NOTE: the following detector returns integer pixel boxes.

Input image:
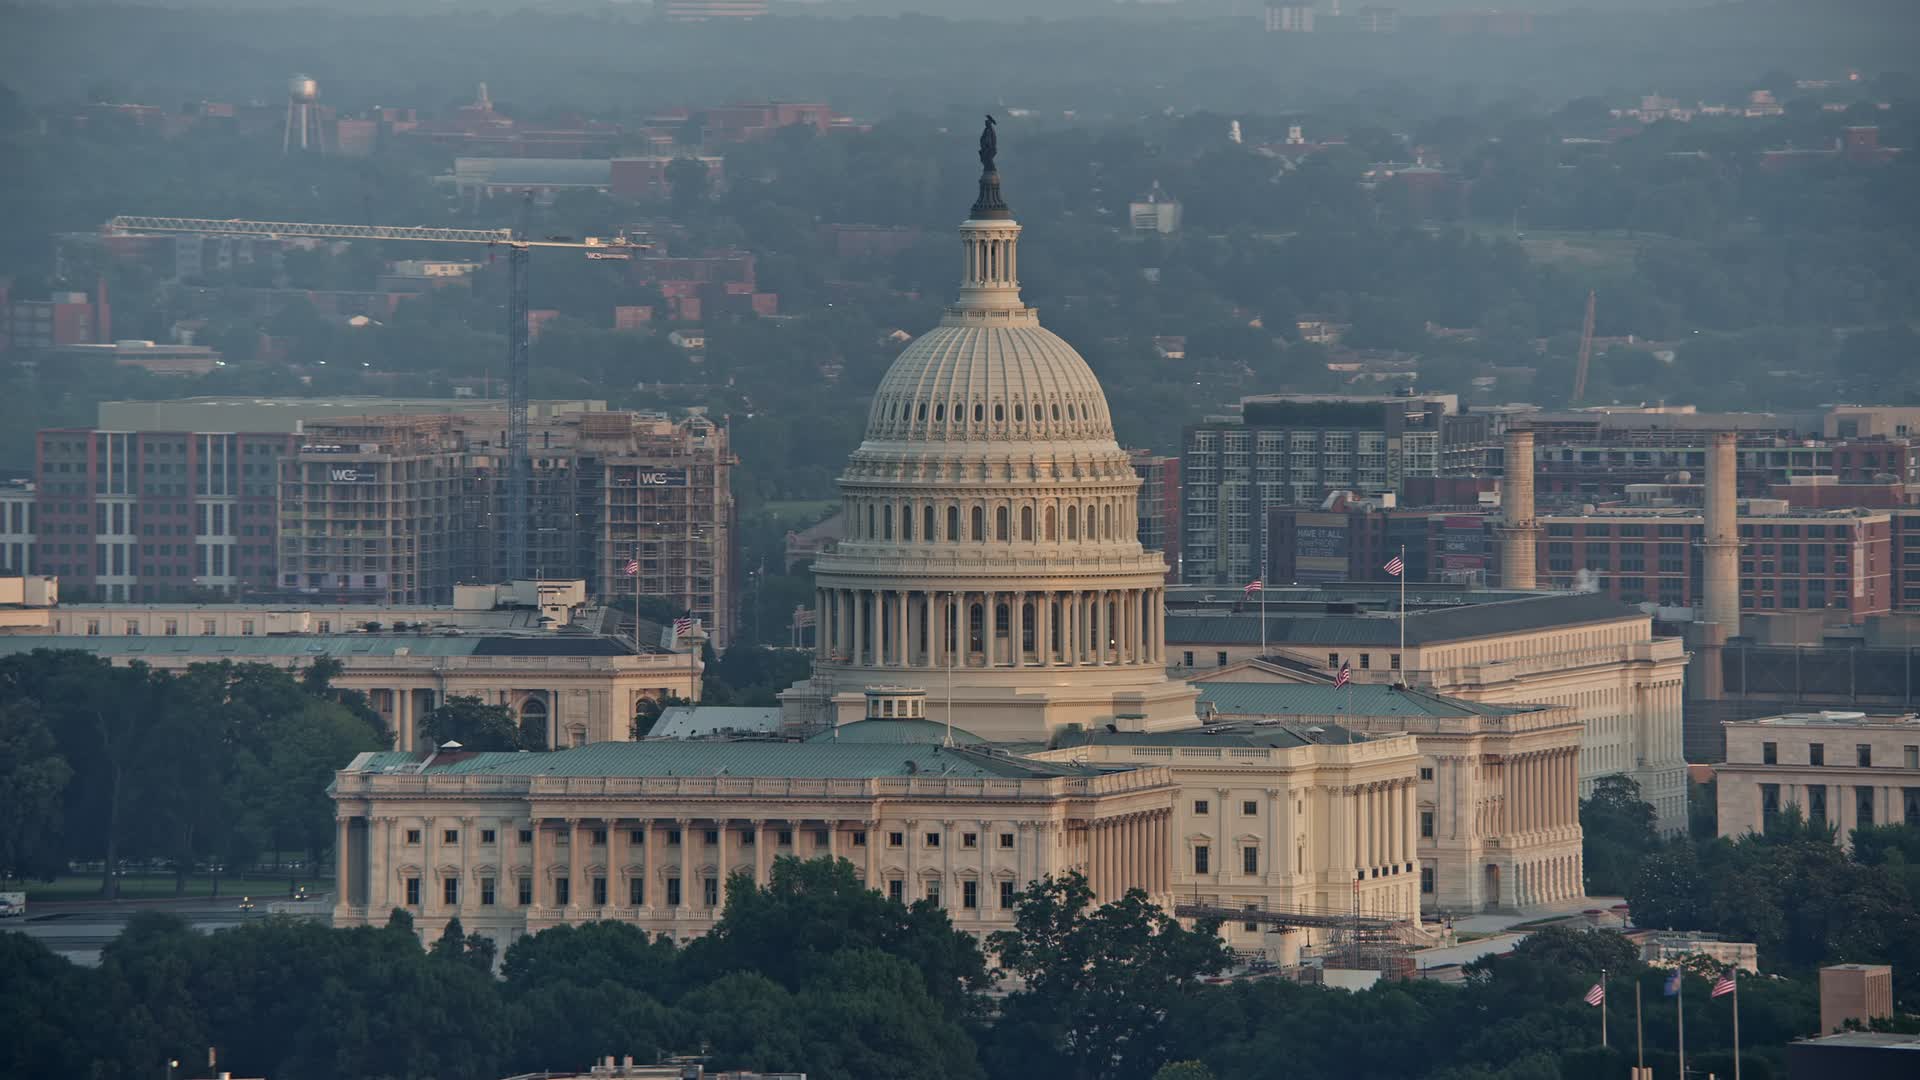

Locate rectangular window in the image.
[1194,845,1210,875]
[962,832,978,848]
[740,829,754,846]
[1761,783,1780,819]
[555,878,571,906]
[202,619,216,635]
[1907,746,1919,770]
[925,880,941,906]
[1390,653,1401,670]
[778,829,792,846]
[1420,866,1434,894]
[405,878,421,906]
[1194,800,1210,816]
[518,877,532,906]
[963,880,978,909]
[1242,846,1259,875]
[406,829,421,845]
[1244,903,1260,933]
[1906,788,1920,826]
[1359,654,1370,669]
[630,829,646,845]
[925,831,941,848]
[1856,786,1876,828]
[668,829,682,846]
[1183,651,1194,667]
[1420,811,1435,839]
[481,829,496,845]
[815,829,829,847]
[1807,785,1828,829]
[1810,743,1825,767]
[1419,767,1434,781]
[1328,653,1340,668]
[666,878,682,906]
[1216,651,1228,667]
[888,879,904,903]
[519,829,534,845]
[1762,741,1777,765]
[1242,800,1258,816]
[1858,744,1873,768]
[703,830,719,845]
[853,830,867,847]
[592,877,607,906]
[481,878,495,906]
[592,829,608,846]
[888,831,905,848]
[630,877,644,906]
[443,829,458,845]
[443,877,458,906]
[999,832,1014,849]
[1000,880,1016,909]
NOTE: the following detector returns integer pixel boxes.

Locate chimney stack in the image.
[1499,428,1537,590]
[1701,431,1740,634]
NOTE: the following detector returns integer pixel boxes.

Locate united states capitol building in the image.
[325,138,1684,959]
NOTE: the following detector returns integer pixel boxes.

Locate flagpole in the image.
[1601,968,1608,1048]
[1635,979,1644,1073]
[1397,544,1406,678]
[1677,974,1686,1080]
[1260,581,1267,659]
[1731,973,1741,1080]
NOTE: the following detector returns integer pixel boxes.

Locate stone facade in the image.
[1717,712,1920,846]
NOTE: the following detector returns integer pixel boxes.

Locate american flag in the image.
[1244,579,1263,595]
[1334,659,1351,688]
[623,558,640,575]
[1711,970,1736,998]
[1583,982,1606,1006]
[673,616,694,635]
[1384,555,1404,577]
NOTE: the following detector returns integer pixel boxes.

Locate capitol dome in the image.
[781,136,1198,743]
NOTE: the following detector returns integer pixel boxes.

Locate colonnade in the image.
[1504,747,1580,837]
[1350,778,1419,878]
[815,585,1165,669]
[1084,810,1171,901]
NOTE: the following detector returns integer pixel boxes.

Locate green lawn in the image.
[17,871,327,903]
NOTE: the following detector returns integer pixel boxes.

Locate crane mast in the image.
[105,214,646,584]
[1571,288,1597,405]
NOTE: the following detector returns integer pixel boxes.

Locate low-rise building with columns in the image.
[1717,711,1920,847]
[1168,588,1689,835]
[0,631,701,750]
[328,733,1175,952]
[1193,683,1586,914]
[1026,720,1422,962]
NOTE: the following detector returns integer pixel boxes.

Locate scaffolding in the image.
[1174,900,1428,976]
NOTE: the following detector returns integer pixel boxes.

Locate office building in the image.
[1820,963,1895,1035]
[1716,712,1920,846]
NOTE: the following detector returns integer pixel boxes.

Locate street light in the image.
[166,1061,179,1080]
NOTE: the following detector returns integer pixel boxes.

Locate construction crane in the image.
[105,214,648,580]
[1570,288,1597,405]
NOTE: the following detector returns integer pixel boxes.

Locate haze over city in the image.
[1,1,1918,1079]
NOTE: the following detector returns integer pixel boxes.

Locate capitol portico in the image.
[782,152,1197,740]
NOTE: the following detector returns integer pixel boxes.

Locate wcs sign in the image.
[328,467,377,484]
[635,469,688,487]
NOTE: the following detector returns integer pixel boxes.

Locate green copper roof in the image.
[807,719,985,746]
[0,634,639,659]
[1197,682,1536,718]
[349,739,1101,781]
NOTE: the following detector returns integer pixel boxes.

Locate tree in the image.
[431,916,499,973]
[1627,841,1709,931]
[416,694,538,751]
[667,156,711,214]
[1151,1062,1216,1080]
[501,920,680,1001]
[1581,774,1660,894]
[0,702,73,880]
[988,873,1230,1080]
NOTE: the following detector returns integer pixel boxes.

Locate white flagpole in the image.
[945,590,956,748]
[1398,544,1406,679]
[1732,973,1740,1080]
[1259,582,1267,659]
[1601,968,1608,1048]
[1677,977,1686,1080]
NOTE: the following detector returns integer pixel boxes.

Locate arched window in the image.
[1066,402,1076,420]
[924,505,936,542]
[994,403,1005,422]
[934,403,945,422]
[1044,505,1057,541]
[1052,403,1061,421]
[519,696,549,748]
[1020,505,1034,541]
[1084,503,1096,540]
[947,505,959,541]
[917,402,927,421]
[882,505,894,540]
[1104,504,1114,540]
[900,504,912,540]
[969,603,985,653]
[971,505,985,541]
[1022,602,1036,651]
[1066,505,1079,540]
[1013,403,1024,422]
[866,504,876,539]
[974,403,985,423]
[995,506,1010,541]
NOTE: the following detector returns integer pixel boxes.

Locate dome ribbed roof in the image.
[864,317,1116,444]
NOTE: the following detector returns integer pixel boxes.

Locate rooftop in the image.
[1793,1032,1920,1051]
[1048,721,1371,750]
[0,633,664,659]
[1731,710,1920,729]
[650,705,782,739]
[347,739,1104,781]
[1199,682,1538,719]
[808,718,986,746]
[1166,591,1642,648]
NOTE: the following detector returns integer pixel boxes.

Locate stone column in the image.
[677,818,695,915]
[458,816,476,917]
[715,820,732,913]
[895,591,909,668]
[852,590,866,666]
[608,818,626,910]
[368,816,391,913]
[567,819,586,914]
[1011,591,1026,667]
[755,819,772,885]
[336,816,353,906]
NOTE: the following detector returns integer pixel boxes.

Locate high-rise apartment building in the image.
[1130,449,1180,578]
[279,416,461,604]
[32,428,296,601]
[1180,393,1496,585]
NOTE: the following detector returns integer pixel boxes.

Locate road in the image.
[4,895,331,966]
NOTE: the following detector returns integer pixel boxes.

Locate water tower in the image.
[283,74,323,153]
